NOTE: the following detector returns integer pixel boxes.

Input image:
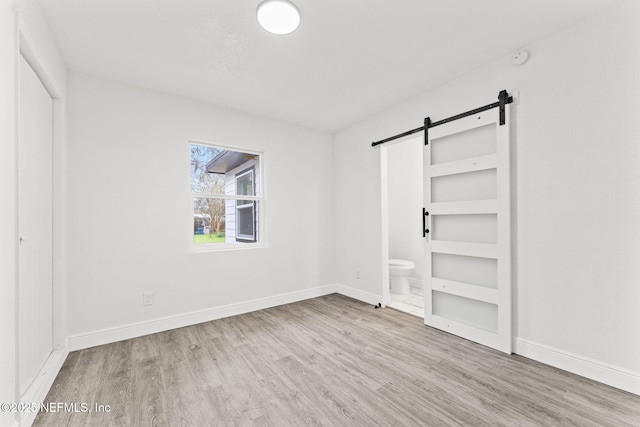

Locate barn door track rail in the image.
[371,90,513,147]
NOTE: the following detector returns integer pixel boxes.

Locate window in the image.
[235,168,256,241]
[190,142,262,249]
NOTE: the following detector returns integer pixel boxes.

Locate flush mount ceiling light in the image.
[257,0,300,35]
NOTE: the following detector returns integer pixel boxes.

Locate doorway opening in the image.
[381,135,424,317]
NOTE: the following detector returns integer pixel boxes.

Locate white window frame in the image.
[188,140,265,252]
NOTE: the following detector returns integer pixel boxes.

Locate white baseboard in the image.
[19,346,69,427]
[513,337,640,396]
[68,285,337,351]
[335,284,383,306]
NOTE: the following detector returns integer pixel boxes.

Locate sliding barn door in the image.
[423,106,511,353]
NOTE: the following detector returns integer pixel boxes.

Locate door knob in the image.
[19,235,26,244]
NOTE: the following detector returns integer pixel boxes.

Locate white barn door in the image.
[423,104,511,353]
[18,54,54,395]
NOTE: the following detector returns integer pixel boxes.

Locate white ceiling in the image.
[37,0,619,132]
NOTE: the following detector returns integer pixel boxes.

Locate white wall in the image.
[65,72,334,337]
[387,137,423,283]
[335,0,640,382]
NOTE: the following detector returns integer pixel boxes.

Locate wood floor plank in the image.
[130,335,168,427]
[89,339,133,426]
[34,294,640,426]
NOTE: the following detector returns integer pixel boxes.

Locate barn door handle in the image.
[422,209,430,238]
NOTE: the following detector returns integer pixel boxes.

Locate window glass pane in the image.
[193,198,225,245]
[191,144,259,196]
[194,198,259,245]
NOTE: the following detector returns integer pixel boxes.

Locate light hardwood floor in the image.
[35,294,640,426]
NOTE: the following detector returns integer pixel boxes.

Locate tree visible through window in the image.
[190,142,262,247]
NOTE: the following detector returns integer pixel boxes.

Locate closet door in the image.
[18,54,54,394]
[423,106,511,353]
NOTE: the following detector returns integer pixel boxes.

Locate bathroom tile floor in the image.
[388,286,424,318]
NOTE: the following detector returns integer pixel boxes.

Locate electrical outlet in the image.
[356,269,361,279]
[143,292,154,306]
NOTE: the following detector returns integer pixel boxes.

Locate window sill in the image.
[189,242,266,253]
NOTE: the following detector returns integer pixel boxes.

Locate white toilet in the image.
[389,259,415,295]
